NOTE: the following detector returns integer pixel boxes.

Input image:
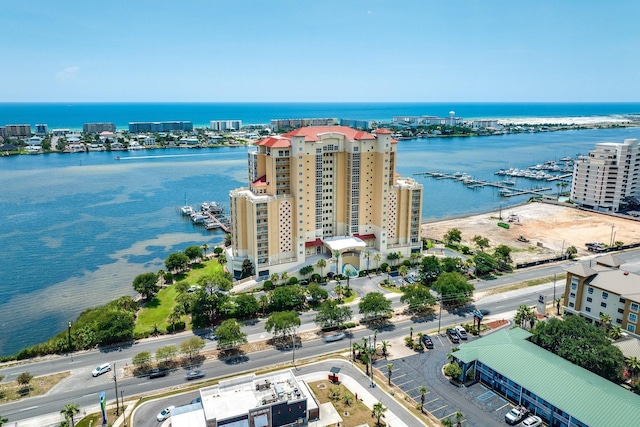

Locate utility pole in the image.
[113,362,119,416]
[67,321,72,351]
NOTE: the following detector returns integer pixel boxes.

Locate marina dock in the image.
[178,201,231,233]
[414,171,553,197]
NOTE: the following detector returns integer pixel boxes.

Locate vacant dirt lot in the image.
[422,201,640,264]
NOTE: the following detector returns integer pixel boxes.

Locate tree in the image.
[315,300,353,329]
[270,272,280,284]
[224,233,232,247]
[387,252,400,267]
[333,251,341,276]
[280,271,289,285]
[444,362,462,378]
[359,292,393,320]
[132,351,152,370]
[300,265,314,280]
[216,319,247,350]
[599,312,612,329]
[398,265,409,282]
[269,285,304,312]
[165,252,190,273]
[530,315,624,383]
[400,283,436,313]
[234,294,259,319]
[240,258,254,279]
[387,363,394,385]
[344,266,354,294]
[342,394,354,406]
[381,340,391,358]
[566,245,578,259]
[494,244,512,263]
[316,259,327,280]
[168,306,184,333]
[201,243,209,258]
[514,305,536,329]
[554,298,562,316]
[609,325,623,340]
[441,256,464,273]
[474,251,498,276]
[60,403,80,427]
[419,386,428,413]
[184,245,204,261]
[433,272,474,307]
[17,372,33,394]
[259,294,269,316]
[442,417,454,427]
[0,414,7,426]
[420,255,441,285]
[180,336,205,361]
[444,228,462,246]
[214,246,223,257]
[265,311,301,339]
[386,265,391,283]
[472,235,490,251]
[156,345,178,364]
[454,411,464,427]
[371,402,387,426]
[627,356,640,379]
[374,253,382,271]
[306,283,329,304]
[132,272,160,300]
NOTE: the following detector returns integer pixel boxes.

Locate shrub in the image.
[288,277,298,285]
[380,263,389,272]
[311,273,321,283]
[404,336,414,347]
[263,280,275,290]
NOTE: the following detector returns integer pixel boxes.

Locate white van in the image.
[92,362,111,377]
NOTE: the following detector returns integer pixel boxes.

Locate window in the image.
[587,297,592,303]
[570,292,576,298]
[631,303,639,312]
[602,291,609,299]
[629,313,638,323]
[571,283,577,291]
[601,302,607,308]
[585,307,591,312]
[628,324,636,333]
[587,287,594,294]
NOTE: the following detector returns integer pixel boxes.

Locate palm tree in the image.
[554,298,562,316]
[454,411,464,427]
[259,295,269,316]
[270,272,280,285]
[168,307,183,334]
[0,414,8,427]
[609,325,623,340]
[380,340,391,358]
[441,418,454,427]
[627,356,640,379]
[316,258,327,281]
[371,402,387,427]
[201,243,209,258]
[599,313,612,329]
[419,386,428,413]
[344,266,354,294]
[218,253,228,270]
[333,251,341,276]
[398,265,409,283]
[342,394,354,406]
[386,265,391,283]
[387,363,394,385]
[364,250,372,273]
[60,403,80,427]
[514,305,535,329]
[374,253,382,272]
[280,271,289,285]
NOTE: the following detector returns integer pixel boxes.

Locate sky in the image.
[1,0,639,103]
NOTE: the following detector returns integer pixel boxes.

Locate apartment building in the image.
[229,126,422,279]
[83,122,116,134]
[35,124,48,136]
[4,124,31,137]
[570,138,640,212]
[128,121,193,133]
[270,118,338,132]
[563,254,640,337]
[210,119,242,132]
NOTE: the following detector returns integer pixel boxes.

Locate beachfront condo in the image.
[229,126,423,279]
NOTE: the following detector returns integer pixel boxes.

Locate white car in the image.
[91,362,111,377]
[323,332,345,342]
[520,415,542,427]
[157,406,175,422]
[455,325,469,340]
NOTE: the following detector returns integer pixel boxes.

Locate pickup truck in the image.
[505,405,528,425]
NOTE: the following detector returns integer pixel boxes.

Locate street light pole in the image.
[67,320,72,351]
[113,361,119,416]
[437,298,443,335]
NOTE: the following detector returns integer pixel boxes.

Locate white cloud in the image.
[55,66,80,81]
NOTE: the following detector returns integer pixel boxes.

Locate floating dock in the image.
[414,171,553,197]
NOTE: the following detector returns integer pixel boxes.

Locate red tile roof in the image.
[305,238,324,247]
[255,136,291,148]
[354,233,376,240]
[285,126,376,142]
[252,175,267,186]
[374,128,392,134]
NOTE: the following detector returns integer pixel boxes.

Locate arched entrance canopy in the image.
[322,236,366,254]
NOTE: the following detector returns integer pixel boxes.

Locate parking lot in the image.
[374,331,520,426]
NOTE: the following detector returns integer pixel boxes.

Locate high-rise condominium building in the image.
[571,138,640,212]
[83,122,116,134]
[229,126,423,279]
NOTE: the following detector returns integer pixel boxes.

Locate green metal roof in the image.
[454,328,640,427]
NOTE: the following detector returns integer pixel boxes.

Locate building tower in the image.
[229,126,423,279]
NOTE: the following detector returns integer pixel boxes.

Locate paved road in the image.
[1,249,639,425]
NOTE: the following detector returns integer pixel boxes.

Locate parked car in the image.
[190,397,202,405]
[157,406,175,422]
[91,362,111,377]
[446,328,460,343]
[505,405,529,425]
[323,332,345,342]
[149,368,168,379]
[421,334,434,349]
[455,325,469,340]
[519,415,542,427]
[185,370,205,380]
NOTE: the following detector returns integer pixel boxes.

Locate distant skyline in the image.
[2,1,639,103]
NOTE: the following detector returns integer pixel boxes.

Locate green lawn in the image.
[134,259,224,335]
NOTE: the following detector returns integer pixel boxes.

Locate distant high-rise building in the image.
[229,126,422,279]
[210,120,242,132]
[83,122,116,134]
[571,138,640,212]
[128,121,193,133]
[270,118,338,132]
[339,118,375,130]
[35,124,49,136]
[4,124,31,137]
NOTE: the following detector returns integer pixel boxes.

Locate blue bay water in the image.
[1,103,640,356]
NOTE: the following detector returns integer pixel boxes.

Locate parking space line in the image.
[395,379,415,387]
[496,402,511,412]
[425,398,440,405]
[431,405,448,413]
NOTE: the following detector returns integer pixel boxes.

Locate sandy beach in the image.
[422,201,640,264]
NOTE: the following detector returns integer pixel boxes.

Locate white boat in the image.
[180,206,194,215]
[499,189,512,197]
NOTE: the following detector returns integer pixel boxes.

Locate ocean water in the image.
[1,103,640,356]
[2,102,640,130]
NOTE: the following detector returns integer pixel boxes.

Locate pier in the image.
[414,171,553,197]
[178,201,231,233]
